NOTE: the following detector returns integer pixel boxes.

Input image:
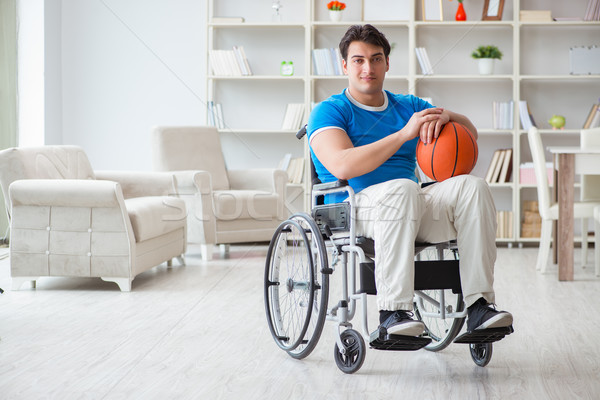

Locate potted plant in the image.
[327,1,346,22]
[471,45,503,75]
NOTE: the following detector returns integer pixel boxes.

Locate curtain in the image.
[0,0,17,238]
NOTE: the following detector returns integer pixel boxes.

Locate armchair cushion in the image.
[125,196,186,242]
[213,190,280,221]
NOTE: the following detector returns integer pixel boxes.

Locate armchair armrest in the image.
[9,179,124,208]
[227,169,287,195]
[95,170,177,199]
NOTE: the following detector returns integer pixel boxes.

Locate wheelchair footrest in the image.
[453,326,514,344]
[369,329,432,351]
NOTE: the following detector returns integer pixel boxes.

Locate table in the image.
[546,146,600,281]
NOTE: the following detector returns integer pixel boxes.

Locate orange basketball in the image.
[416,122,478,182]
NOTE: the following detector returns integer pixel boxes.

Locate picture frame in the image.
[482,0,505,21]
[364,0,410,21]
[422,0,443,21]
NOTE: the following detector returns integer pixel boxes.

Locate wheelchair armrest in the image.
[313,179,349,192]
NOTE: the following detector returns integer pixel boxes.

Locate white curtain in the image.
[0,0,17,237]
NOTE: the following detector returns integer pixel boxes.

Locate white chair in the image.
[152,126,287,260]
[580,127,600,268]
[0,146,187,291]
[526,127,600,273]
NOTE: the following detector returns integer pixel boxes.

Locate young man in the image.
[307,24,513,337]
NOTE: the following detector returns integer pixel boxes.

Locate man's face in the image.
[342,41,389,98]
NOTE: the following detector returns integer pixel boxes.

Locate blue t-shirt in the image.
[307,89,433,202]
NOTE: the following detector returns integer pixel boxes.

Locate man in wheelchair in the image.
[307,24,513,339]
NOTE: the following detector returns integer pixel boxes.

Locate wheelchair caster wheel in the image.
[470,343,493,367]
[334,329,366,374]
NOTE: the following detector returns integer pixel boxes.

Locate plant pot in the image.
[478,58,495,75]
[329,10,343,22]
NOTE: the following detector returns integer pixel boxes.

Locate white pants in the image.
[353,175,497,311]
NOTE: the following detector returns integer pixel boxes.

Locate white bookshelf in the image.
[206,0,600,242]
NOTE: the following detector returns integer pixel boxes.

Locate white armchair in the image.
[152,126,287,260]
[0,145,187,291]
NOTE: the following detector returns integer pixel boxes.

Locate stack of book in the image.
[520,10,552,22]
[583,102,600,129]
[278,154,305,185]
[415,47,433,75]
[584,0,600,21]
[281,104,306,130]
[207,101,225,129]
[496,210,513,239]
[209,46,252,76]
[312,48,344,76]
[492,100,514,130]
[485,148,513,184]
[521,201,542,238]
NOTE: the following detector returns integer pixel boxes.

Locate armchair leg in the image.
[167,259,173,268]
[200,244,214,261]
[101,277,132,292]
[11,277,38,290]
[177,255,186,266]
[220,244,230,257]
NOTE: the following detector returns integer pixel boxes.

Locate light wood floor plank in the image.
[0,245,599,399]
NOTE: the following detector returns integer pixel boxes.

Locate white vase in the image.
[329,10,343,22]
[478,58,495,75]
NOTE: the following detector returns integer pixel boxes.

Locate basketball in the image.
[416,122,478,182]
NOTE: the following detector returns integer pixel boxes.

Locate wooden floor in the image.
[0,244,599,399]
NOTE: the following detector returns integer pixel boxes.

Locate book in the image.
[281,104,305,130]
[493,100,514,130]
[520,10,552,22]
[490,149,506,184]
[589,105,600,129]
[498,148,513,183]
[209,47,252,76]
[485,149,502,183]
[519,100,536,130]
[415,47,433,75]
[582,103,599,129]
[211,16,245,23]
[285,157,305,184]
[278,153,292,171]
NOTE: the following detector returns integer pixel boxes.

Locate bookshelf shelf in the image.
[207,0,600,238]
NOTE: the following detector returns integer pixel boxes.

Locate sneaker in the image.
[467,298,513,332]
[379,310,425,337]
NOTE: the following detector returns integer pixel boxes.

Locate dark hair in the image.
[339,24,391,61]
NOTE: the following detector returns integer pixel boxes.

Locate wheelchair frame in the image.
[263,127,511,374]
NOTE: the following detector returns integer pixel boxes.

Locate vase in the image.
[455,2,466,21]
[478,58,495,75]
[329,10,343,22]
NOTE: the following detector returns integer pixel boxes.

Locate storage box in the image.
[519,162,553,185]
[570,46,600,75]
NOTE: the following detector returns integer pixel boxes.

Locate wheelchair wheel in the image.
[470,343,493,367]
[333,329,366,374]
[264,213,329,360]
[414,246,465,352]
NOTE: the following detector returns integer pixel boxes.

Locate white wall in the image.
[60,0,207,170]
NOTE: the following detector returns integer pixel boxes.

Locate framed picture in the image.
[422,0,443,21]
[482,0,505,21]
[364,0,410,21]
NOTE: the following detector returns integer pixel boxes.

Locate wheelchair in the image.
[263,126,512,374]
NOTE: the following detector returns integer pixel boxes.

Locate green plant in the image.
[471,45,503,60]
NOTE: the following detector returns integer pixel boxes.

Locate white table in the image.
[546,146,600,281]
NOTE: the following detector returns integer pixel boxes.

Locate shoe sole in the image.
[386,321,425,337]
[475,312,513,331]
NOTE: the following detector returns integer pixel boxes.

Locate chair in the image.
[580,127,600,268]
[0,145,187,291]
[152,126,287,260]
[526,127,600,273]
